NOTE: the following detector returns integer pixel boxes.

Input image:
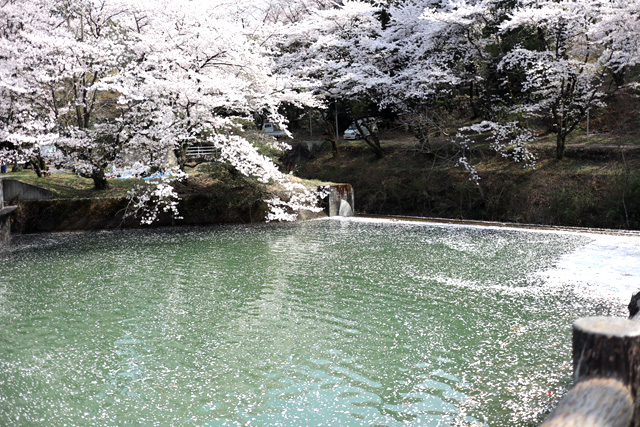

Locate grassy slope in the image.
[4,171,139,199]
[294,117,640,230]
[3,159,328,233]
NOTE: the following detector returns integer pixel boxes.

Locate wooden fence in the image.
[542,293,640,426]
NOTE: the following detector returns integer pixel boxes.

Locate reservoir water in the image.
[1,218,639,426]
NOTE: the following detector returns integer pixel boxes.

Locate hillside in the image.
[292,115,640,230]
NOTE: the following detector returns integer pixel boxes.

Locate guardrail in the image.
[186,146,218,158]
[542,293,640,427]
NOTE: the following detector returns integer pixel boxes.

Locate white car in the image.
[343,123,362,140]
[261,122,287,138]
[343,120,377,140]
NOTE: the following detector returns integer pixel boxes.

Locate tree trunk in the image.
[32,163,44,178]
[174,147,186,171]
[629,291,640,320]
[612,67,626,88]
[362,134,384,158]
[556,132,566,160]
[355,121,384,159]
[92,169,109,190]
[331,140,338,155]
[323,117,339,155]
[30,155,49,178]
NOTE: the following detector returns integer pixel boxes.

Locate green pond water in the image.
[1,218,638,426]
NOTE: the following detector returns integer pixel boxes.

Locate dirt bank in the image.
[294,138,640,230]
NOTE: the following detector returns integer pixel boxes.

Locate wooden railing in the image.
[542,293,640,427]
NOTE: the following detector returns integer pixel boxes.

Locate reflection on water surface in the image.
[0,218,637,426]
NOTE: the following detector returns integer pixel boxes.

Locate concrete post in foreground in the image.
[542,316,640,427]
[541,377,633,427]
[572,317,640,392]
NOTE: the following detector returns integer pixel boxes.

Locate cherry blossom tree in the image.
[274,1,390,157]
[497,1,610,160]
[108,0,323,222]
[423,0,640,161]
[4,0,640,222]
[0,0,325,222]
[380,0,640,162]
[595,0,640,86]
[0,0,139,187]
[0,0,69,176]
[378,0,480,155]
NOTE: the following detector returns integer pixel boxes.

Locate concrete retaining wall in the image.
[8,183,354,235]
[2,179,53,203]
[0,207,16,246]
[12,194,269,234]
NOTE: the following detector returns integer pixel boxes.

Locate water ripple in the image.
[0,221,637,426]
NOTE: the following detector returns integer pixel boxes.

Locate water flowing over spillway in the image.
[1,218,638,426]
